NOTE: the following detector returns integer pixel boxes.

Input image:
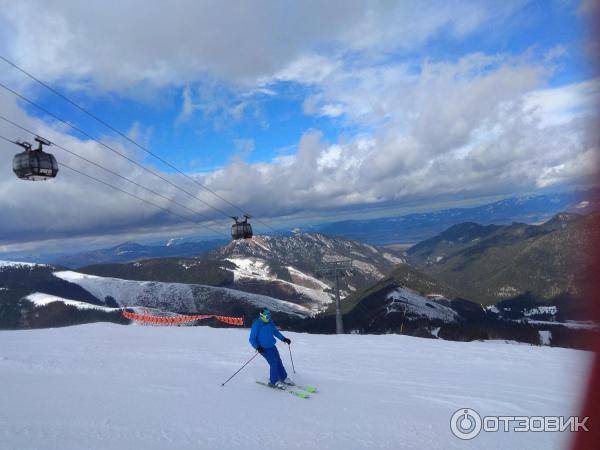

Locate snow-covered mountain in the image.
[54,270,310,317]
[1,225,596,349]
[0,259,312,329]
[0,323,590,450]
[209,233,403,302]
[0,232,405,332]
[77,233,404,314]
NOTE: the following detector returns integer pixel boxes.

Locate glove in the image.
[283,338,291,345]
[256,345,264,354]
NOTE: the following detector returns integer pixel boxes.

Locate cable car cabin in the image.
[231,215,253,240]
[12,137,58,181]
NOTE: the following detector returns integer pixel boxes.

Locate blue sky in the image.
[0,0,598,253]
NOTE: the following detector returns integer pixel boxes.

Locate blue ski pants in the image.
[260,346,287,384]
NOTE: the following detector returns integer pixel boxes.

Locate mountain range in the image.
[50,239,228,268]
[1,189,596,267]
[311,189,598,244]
[78,233,404,313]
[406,212,598,306]
[0,234,403,329]
[1,215,597,349]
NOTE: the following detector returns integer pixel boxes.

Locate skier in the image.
[249,308,292,388]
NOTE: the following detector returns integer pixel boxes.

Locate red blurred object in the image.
[121,309,244,326]
[572,5,600,445]
[571,210,599,448]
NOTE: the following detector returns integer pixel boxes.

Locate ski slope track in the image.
[0,324,590,450]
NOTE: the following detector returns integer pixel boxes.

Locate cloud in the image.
[176,86,195,123]
[0,0,529,91]
[233,138,255,160]
[0,90,230,247]
[1,53,597,251]
[198,55,598,216]
[0,0,597,254]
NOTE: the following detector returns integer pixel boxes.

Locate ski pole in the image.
[287,343,296,374]
[221,352,259,387]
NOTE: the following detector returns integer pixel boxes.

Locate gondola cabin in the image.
[12,137,58,181]
[231,215,253,240]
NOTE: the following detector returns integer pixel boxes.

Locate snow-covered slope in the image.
[224,257,332,309]
[24,292,119,312]
[54,270,310,317]
[386,287,458,322]
[213,233,404,302]
[0,324,590,450]
[0,260,48,269]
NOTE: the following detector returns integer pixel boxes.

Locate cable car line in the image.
[0,55,277,233]
[0,114,226,236]
[0,133,229,238]
[0,80,237,220]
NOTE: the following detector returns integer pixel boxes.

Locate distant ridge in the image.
[310,189,599,244]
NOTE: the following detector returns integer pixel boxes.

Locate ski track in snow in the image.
[0,324,590,450]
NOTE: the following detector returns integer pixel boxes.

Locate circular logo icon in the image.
[450,408,482,440]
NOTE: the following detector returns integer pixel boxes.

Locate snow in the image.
[225,257,273,282]
[524,306,558,317]
[526,320,600,330]
[381,252,404,265]
[565,320,600,330]
[351,259,383,279]
[539,330,552,346]
[0,324,590,450]
[386,287,458,322]
[497,286,519,297]
[286,266,330,290]
[54,270,310,317]
[224,258,333,311]
[0,260,47,269]
[166,238,182,247]
[24,292,119,312]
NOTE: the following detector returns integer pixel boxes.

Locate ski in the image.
[283,381,318,394]
[296,385,318,394]
[256,381,310,399]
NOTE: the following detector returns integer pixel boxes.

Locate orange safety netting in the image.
[122,309,244,326]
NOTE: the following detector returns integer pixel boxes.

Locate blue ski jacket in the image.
[249,318,286,349]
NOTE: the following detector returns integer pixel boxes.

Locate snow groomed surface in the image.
[0,324,590,450]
